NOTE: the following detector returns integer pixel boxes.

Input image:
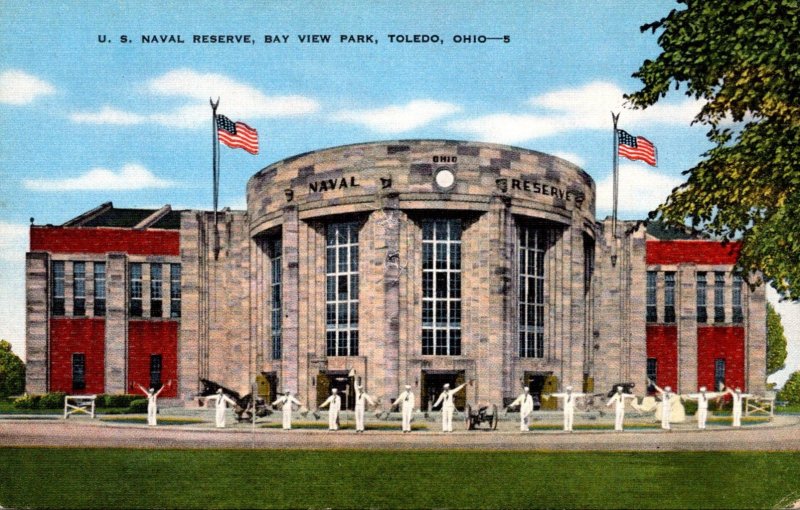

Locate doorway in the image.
[524,372,558,410]
[420,370,465,411]
[316,370,355,410]
[257,372,278,402]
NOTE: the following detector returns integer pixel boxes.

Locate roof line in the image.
[61,202,113,227]
[133,204,172,230]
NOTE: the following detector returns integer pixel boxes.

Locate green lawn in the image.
[2,449,799,509]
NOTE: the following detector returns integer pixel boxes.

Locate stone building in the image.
[25,140,767,409]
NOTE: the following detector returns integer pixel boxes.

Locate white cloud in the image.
[449,81,703,143]
[70,106,147,125]
[148,69,319,119]
[0,222,28,262]
[23,164,176,191]
[0,223,28,358]
[447,113,560,144]
[331,100,461,133]
[551,152,586,168]
[595,164,683,215]
[70,69,320,129]
[0,70,56,105]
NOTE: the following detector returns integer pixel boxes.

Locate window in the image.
[52,261,65,316]
[326,222,359,356]
[518,225,546,358]
[150,354,163,389]
[583,238,594,295]
[646,271,657,323]
[150,264,163,318]
[646,358,658,393]
[696,272,707,323]
[422,219,461,356]
[732,274,743,323]
[663,272,676,323]
[72,353,86,391]
[169,264,181,318]
[714,358,726,390]
[714,272,725,323]
[73,262,86,316]
[93,262,106,317]
[130,263,142,317]
[268,238,282,360]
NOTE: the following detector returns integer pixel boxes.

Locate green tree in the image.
[778,371,800,405]
[767,303,788,375]
[627,1,800,298]
[0,340,26,397]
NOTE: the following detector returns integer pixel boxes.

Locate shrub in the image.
[104,394,140,408]
[127,399,149,413]
[13,394,41,409]
[682,399,697,416]
[778,371,800,405]
[39,392,67,409]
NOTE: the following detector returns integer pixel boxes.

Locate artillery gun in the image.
[198,378,271,422]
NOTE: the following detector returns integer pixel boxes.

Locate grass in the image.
[99,416,206,425]
[260,421,429,430]
[777,403,800,414]
[527,423,660,431]
[0,398,132,415]
[1,448,799,509]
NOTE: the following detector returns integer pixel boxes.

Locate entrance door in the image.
[257,372,278,402]
[525,372,558,410]
[316,370,355,410]
[420,370,465,411]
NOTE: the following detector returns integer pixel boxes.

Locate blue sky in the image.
[1,1,797,385]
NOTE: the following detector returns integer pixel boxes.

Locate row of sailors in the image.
[151,381,752,431]
[198,382,751,433]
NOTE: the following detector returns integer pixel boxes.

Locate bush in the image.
[104,394,140,408]
[0,340,25,397]
[39,392,67,409]
[13,394,41,409]
[682,400,697,416]
[127,399,149,413]
[778,371,800,405]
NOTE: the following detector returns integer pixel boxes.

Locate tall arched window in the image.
[518,226,546,358]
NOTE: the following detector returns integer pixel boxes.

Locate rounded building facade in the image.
[26,139,766,409]
[247,140,596,409]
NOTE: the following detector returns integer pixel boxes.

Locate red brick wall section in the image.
[49,318,105,394]
[646,325,678,391]
[127,320,178,397]
[697,326,746,392]
[646,240,741,266]
[30,227,179,256]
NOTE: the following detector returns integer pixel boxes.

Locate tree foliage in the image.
[778,371,800,405]
[766,303,788,375]
[627,0,800,298]
[0,340,25,397]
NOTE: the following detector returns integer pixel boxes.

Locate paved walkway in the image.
[2,413,799,451]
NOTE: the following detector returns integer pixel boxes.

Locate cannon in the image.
[198,378,271,422]
[605,382,636,398]
[464,403,499,430]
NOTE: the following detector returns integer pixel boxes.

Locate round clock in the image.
[434,167,455,190]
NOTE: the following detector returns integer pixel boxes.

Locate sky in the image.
[0,1,797,386]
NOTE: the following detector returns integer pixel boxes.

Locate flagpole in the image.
[611,112,620,240]
[210,97,220,260]
[610,112,621,268]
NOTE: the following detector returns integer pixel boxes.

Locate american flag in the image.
[617,129,656,166]
[216,115,259,155]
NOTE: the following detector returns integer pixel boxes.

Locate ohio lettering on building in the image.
[25,140,767,409]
